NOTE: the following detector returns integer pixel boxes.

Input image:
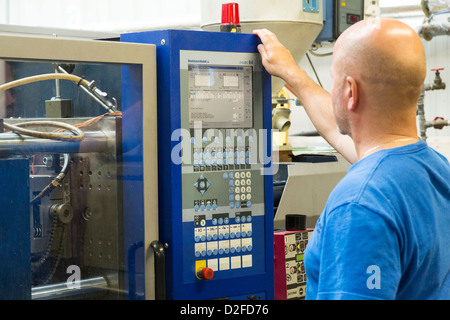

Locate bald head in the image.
[332,18,427,110]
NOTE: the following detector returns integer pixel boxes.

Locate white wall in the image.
[0,0,202,32]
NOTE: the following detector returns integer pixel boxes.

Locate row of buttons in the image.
[195,239,253,257]
[190,136,254,145]
[194,158,251,167]
[224,171,251,179]
[193,148,251,160]
[195,224,253,242]
[194,213,252,227]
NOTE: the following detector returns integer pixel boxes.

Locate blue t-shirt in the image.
[304,140,450,300]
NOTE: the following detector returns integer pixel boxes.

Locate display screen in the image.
[296,254,304,262]
[188,64,253,128]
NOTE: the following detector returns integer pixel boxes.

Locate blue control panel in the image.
[121,30,274,300]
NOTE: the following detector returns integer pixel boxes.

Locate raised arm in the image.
[253,29,357,164]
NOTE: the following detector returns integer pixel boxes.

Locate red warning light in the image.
[221,3,241,33]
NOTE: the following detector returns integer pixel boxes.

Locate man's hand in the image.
[253,29,299,83]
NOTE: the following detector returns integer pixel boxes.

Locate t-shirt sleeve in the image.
[316,202,402,300]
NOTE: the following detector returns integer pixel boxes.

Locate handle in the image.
[150,240,166,300]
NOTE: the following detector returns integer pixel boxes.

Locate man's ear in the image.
[345,76,358,112]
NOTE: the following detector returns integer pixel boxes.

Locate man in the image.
[254,18,450,299]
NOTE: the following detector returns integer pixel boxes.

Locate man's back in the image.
[305,140,450,299]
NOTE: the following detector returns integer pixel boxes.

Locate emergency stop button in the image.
[197,267,214,280]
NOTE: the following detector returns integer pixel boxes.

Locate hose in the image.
[0,73,93,93]
[3,120,85,142]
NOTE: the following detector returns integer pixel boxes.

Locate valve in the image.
[433,117,446,129]
[431,68,446,90]
[197,267,214,280]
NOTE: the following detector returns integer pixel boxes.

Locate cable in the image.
[3,120,85,142]
[0,73,94,93]
[305,52,323,88]
[30,154,70,205]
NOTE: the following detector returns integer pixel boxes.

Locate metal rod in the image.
[55,65,115,113]
[0,130,111,155]
[31,276,108,300]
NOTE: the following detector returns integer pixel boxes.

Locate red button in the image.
[198,267,214,280]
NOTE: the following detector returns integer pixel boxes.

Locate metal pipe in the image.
[31,276,108,300]
[0,130,111,155]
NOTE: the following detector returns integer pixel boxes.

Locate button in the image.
[197,267,214,280]
[212,218,217,225]
[195,236,200,242]
[235,202,241,208]
[229,202,235,209]
[229,180,234,187]
[218,218,223,225]
[246,171,251,178]
[247,201,252,207]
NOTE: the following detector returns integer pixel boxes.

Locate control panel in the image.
[121,30,274,300]
[274,229,314,300]
[334,0,364,38]
[316,0,365,42]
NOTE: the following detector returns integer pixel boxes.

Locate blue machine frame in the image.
[121,30,274,300]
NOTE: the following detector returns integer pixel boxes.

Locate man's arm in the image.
[253,29,358,164]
